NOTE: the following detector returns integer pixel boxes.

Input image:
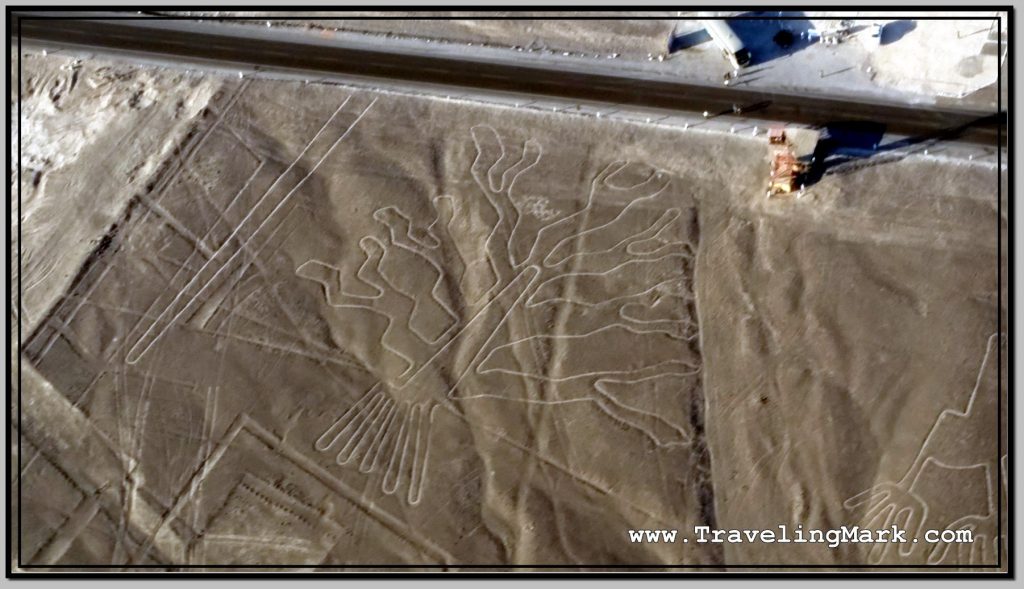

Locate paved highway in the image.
[13,13,1006,146]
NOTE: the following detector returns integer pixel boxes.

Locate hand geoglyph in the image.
[298,125,700,504]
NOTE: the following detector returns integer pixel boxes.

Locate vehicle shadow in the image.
[668,28,711,52]
[728,12,817,66]
[668,12,816,62]
[882,20,917,45]
[801,113,1003,185]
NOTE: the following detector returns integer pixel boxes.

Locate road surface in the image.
[13,13,1006,146]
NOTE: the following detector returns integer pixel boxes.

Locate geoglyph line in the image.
[126,97,376,365]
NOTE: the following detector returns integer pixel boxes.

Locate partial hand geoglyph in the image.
[844,333,1006,565]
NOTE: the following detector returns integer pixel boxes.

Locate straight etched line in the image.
[126,97,375,364]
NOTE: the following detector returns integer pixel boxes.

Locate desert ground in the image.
[12,43,1006,571]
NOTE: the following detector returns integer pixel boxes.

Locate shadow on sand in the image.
[801,113,1003,185]
[728,12,817,66]
[668,12,816,63]
[882,20,917,45]
[668,28,711,52]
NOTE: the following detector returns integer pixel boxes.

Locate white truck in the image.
[701,19,752,69]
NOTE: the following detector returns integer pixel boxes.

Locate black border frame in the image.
[6,5,1013,578]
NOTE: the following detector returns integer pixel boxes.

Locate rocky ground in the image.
[11,51,220,336]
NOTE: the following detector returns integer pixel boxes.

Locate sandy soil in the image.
[867,17,1002,100]
[12,51,1007,571]
[698,146,1006,566]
